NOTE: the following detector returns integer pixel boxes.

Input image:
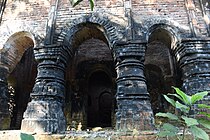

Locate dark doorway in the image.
[87,71,113,128]
[99,91,112,127]
[8,47,37,129]
[64,24,117,129]
[145,64,165,114]
[145,28,182,114]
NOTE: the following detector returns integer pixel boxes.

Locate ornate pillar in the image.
[0,65,10,129]
[114,42,155,131]
[21,44,68,133]
[175,38,210,114]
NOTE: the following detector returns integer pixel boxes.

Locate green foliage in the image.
[69,0,94,11]
[190,126,209,140]
[175,101,190,113]
[199,119,210,129]
[20,133,35,140]
[163,94,176,107]
[191,91,208,104]
[156,87,210,140]
[198,104,210,109]
[172,87,191,105]
[156,112,178,120]
[158,123,178,137]
[181,116,199,126]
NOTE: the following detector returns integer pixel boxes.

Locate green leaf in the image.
[163,95,176,107]
[158,131,177,137]
[190,125,209,140]
[158,123,178,137]
[70,0,94,10]
[172,87,191,105]
[156,112,179,120]
[198,104,210,109]
[199,112,210,118]
[89,0,94,11]
[175,101,190,113]
[191,91,208,104]
[181,116,199,126]
[162,123,178,132]
[70,0,83,7]
[167,93,183,102]
[20,133,35,140]
[198,119,210,130]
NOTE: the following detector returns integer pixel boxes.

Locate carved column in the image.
[175,38,210,114]
[21,44,68,133]
[114,42,155,131]
[0,65,10,129]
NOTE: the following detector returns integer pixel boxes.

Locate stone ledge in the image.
[0,130,195,140]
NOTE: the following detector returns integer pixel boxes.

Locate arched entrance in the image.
[98,91,112,127]
[64,23,116,129]
[145,64,165,114]
[2,31,37,129]
[87,71,113,127]
[8,48,37,129]
[145,27,182,114]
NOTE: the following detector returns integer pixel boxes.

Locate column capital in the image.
[34,43,72,65]
[30,60,65,100]
[175,38,210,64]
[175,38,210,94]
[113,41,147,62]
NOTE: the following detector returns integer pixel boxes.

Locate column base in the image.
[21,100,66,133]
[116,99,155,131]
[0,98,11,130]
[0,114,11,130]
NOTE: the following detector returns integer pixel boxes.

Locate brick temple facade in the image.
[0,0,209,133]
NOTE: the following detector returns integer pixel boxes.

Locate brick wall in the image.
[1,0,208,39]
[56,0,125,31]
[132,0,188,25]
[193,0,209,36]
[1,0,51,36]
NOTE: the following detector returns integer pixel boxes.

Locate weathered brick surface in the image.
[132,0,188,23]
[2,0,50,37]
[0,0,208,49]
[0,0,209,134]
[0,130,195,140]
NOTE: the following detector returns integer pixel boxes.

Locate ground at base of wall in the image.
[0,130,194,140]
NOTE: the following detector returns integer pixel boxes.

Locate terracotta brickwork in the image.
[0,0,209,135]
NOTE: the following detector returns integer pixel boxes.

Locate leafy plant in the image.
[156,87,210,140]
[69,0,94,11]
[20,133,35,140]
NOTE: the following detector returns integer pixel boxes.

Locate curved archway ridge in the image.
[0,20,44,73]
[148,25,177,50]
[0,21,42,130]
[0,20,44,49]
[145,25,183,115]
[1,31,35,73]
[140,18,190,42]
[56,12,128,58]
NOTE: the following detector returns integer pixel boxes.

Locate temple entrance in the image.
[64,24,116,129]
[8,47,37,129]
[145,64,165,114]
[99,91,112,127]
[145,27,182,114]
[2,31,37,129]
[87,71,113,127]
